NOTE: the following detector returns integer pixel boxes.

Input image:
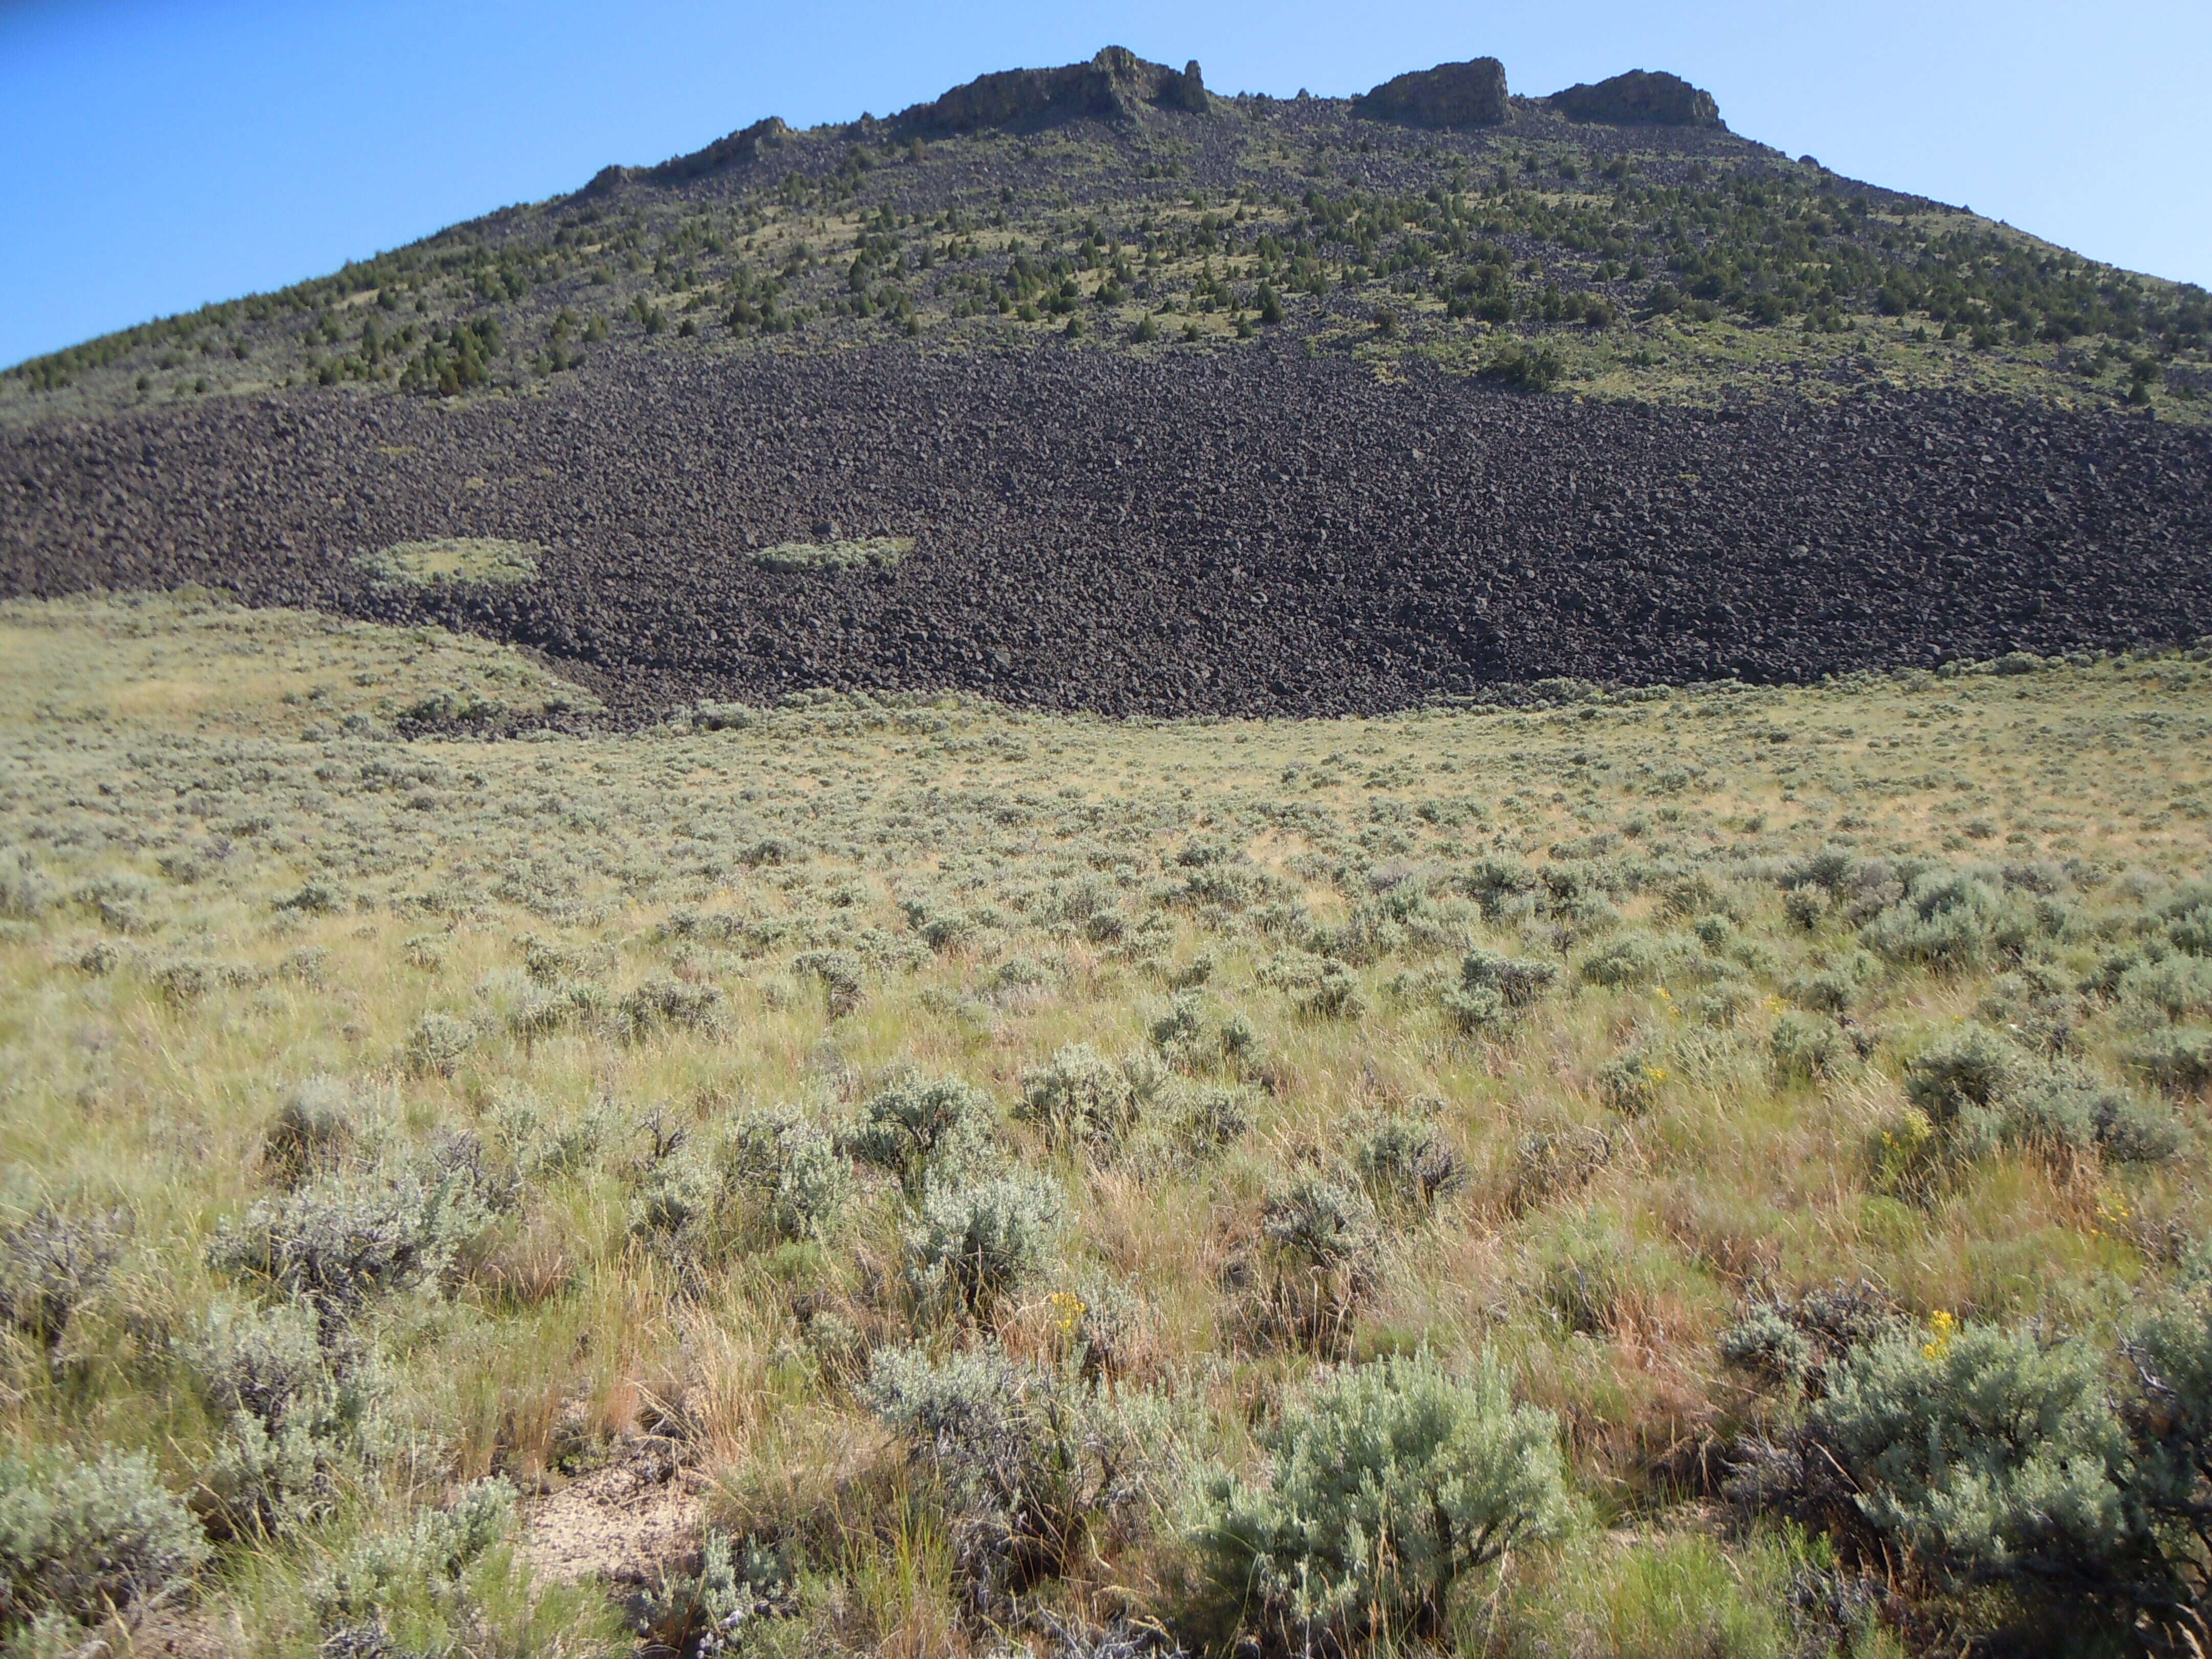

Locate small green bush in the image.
[181,1298,370,1541]
[1770,1010,1844,1080]
[0,1449,206,1635]
[1442,947,1555,1032]
[1016,1044,1137,1156]
[863,1344,1162,1588]
[906,1173,1062,1318]
[1796,1320,2152,1620]
[616,977,724,1043]
[1355,1113,1469,1213]
[402,1012,476,1078]
[210,1154,494,1315]
[2008,1066,2186,1164]
[1199,1351,1570,1645]
[1481,341,1565,392]
[1578,930,1671,988]
[1860,871,2014,970]
[1892,1024,2014,1174]
[750,536,910,573]
[792,948,865,1016]
[0,849,57,922]
[0,1205,126,1351]
[311,1475,616,1655]
[261,1076,381,1185]
[1262,1176,1380,1275]
[1597,1046,1666,1116]
[2129,1027,2212,1095]
[845,1075,999,1192]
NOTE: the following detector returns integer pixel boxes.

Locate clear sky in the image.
[2,0,2206,369]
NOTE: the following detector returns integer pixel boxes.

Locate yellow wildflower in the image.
[1922,1310,1956,1361]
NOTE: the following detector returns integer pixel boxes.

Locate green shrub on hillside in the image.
[863,1345,1163,1591]
[210,1153,495,1315]
[0,1449,206,1637]
[0,1205,125,1353]
[845,1074,1000,1192]
[1199,1352,1570,1646]
[906,1173,1062,1320]
[1016,1044,1137,1156]
[182,1298,371,1541]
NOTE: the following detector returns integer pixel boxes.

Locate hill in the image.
[7,47,2212,1658]
[3,47,2210,719]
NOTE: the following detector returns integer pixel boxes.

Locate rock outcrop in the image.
[647,116,791,184]
[1352,58,1509,129]
[1547,70,1721,127]
[894,47,1209,135]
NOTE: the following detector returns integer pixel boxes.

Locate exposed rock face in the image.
[1548,70,1721,127]
[894,47,1209,135]
[647,116,790,184]
[1352,58,1509,129]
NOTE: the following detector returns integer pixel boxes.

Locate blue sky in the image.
[2,0,2206,368]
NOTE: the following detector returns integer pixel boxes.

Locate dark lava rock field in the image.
[5,339,2207,722]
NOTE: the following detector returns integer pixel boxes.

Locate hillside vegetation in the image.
[5,592,2212,1654]
[5,51,2207,427]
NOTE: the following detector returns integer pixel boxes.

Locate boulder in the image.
[1547,70,1721,127]
[1352,58,1509,129]
[895,47,1210,135]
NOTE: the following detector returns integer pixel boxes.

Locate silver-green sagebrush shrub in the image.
[791,948,864,1016]
[1876,1028,2183,1194]
[616,977,725,1043]
[1016,1044,1137,1157]
[209,1151,495,1315]
[862,1344,1165,1592]
[179,1298,375,1541]
[1199,1352,1570,1647]
[311,1476,613,1655]
[2122,1284,2212,1614]
[260,1076,386,1186]
[402,1012,477,1078]
[1769,1009,1845,1081]
[0,1449,206,1635]
[0,1205,125,1352]
[1860,870,2036,971]
[2130,1027,2212,1095]
[0,848,56,922]
[1440,947,1555,1034]
[905,1172,1062,1320]
[1354,1114,1469,1215]
[844,1074,1000,1193]
[627,1105,855,1277]
[1736,1318,2167,1632]
[629,1527,795,1658]
[1238,1177,1384,1356]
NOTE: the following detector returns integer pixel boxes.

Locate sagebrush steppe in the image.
[4,592,2210,1654]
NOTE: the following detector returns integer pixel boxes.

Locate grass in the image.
[354,537,544,587]
[750,535,912,572]
[1,591,2208,1653]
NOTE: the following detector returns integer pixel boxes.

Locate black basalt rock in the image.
[894,47,1210,136]
[1353,58,1510,129]
[1548,70,1722,128]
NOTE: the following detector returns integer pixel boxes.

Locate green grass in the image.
[750,535,912,572]
[354,537,544,587]
[1,591,2208,1653]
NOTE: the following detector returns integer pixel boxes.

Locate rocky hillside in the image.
[4,48,2209,718]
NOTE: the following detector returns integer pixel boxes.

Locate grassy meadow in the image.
[3,591,2210,1656]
